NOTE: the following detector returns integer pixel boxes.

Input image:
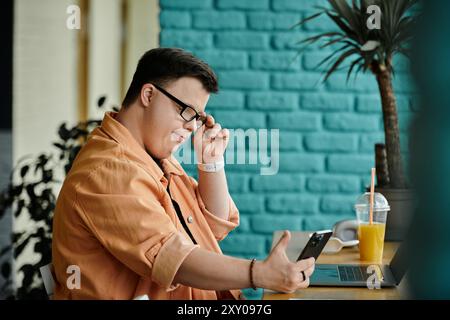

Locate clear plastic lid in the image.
[354,192,390,212]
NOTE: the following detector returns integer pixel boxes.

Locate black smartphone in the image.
[296,230,333,261]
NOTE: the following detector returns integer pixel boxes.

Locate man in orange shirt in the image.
[52,48,315,299]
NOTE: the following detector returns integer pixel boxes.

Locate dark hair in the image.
[122,47,218,107]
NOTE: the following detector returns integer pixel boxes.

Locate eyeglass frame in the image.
[151,83,207,124]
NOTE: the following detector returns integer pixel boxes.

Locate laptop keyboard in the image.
[338,266,370,282]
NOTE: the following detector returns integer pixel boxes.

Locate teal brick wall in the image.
[159,0,415,297]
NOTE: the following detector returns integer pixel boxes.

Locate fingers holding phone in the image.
[255,230,317,293]
[296,257,315,289]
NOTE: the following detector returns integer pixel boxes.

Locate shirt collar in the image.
[100,111,184,181]
[160,157,184,177]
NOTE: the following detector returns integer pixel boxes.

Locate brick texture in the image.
[159,1,415,266]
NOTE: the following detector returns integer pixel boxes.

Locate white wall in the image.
[88,0,122,119]
[87,0,160,118]
[13,0,79,290]
[12,1,161,160]
[123,0,160,96]
[13,0,79,164]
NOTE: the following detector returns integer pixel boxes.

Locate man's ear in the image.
[140,84,154,108]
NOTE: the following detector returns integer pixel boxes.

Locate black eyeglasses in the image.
[152,84,206,124]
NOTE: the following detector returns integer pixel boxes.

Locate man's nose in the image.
[184,119,197,132]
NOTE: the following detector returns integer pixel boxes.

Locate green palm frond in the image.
[294,0,420,82]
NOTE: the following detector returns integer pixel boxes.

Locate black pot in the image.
[374,188,416,241]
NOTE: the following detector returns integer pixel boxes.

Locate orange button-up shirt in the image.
[52,112,242,300]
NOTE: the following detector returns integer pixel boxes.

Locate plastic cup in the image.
[354,192,390,263]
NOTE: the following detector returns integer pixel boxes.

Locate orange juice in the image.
[358,223,386,263]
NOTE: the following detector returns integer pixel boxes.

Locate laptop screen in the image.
[389,242,409,285]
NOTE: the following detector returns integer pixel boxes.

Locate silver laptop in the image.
[310,242,407,287]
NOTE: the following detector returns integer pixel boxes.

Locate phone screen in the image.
[297,231,332,261]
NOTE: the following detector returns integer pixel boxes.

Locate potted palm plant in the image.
[295,0,419,240]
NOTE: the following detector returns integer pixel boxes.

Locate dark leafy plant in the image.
[294,0,420,188]
[0,97,117,299]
